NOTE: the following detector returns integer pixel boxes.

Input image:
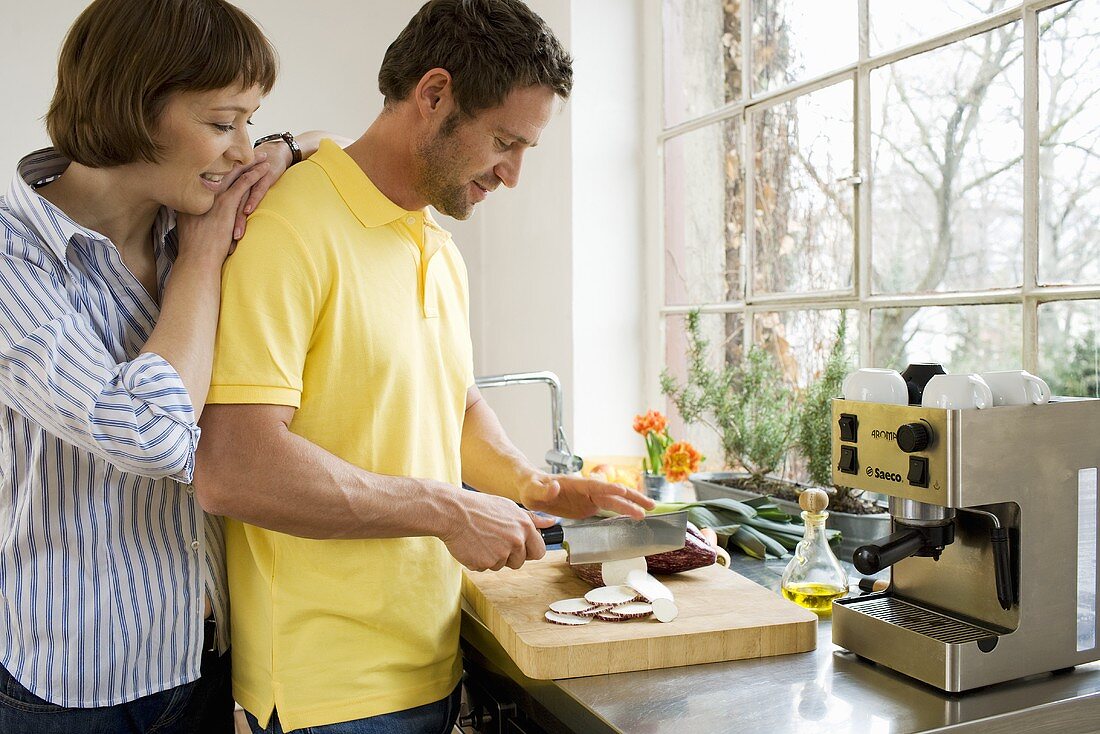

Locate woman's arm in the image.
[141,164,270,421]
[151,130,349,415]
[0,250,204,481]
[238,130,354,228]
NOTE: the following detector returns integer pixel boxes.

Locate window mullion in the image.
[857,0,873,367]
[741,0,754,357]
[1022,4,1040,373]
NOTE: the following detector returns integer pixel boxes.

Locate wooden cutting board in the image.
[462,550,817,680]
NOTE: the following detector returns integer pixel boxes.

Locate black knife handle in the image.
[540,525,564,545]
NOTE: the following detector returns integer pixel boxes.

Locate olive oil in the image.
[781,488,850,615]
[781,582,847,613]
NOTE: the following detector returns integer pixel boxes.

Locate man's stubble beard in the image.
[414,114,474,220]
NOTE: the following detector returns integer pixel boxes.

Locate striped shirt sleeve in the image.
[0,249,199,482]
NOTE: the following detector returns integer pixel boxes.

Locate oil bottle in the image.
[781,487,849,614]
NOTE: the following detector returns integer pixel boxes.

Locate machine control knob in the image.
[897,422,931,453]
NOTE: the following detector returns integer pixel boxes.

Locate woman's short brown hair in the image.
[47,0,278,168]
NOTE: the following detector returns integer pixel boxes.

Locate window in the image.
[656,0,1100,478]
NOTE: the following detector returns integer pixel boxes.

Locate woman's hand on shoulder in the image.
[175,154,270,265]
[234,137,298,235]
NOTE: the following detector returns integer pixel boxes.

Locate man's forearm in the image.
[194,406,466,540]
[460,394,544,504]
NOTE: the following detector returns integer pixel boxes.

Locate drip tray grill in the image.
[841,596,997,645]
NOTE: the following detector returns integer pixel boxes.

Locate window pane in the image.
[1039,300,1100,398]
[872,304,1021,373]
[663,0,741,127]
[1038,2,1100,285]
[871,25,1024,295]
[869,0,1015,55]
[753,309,858,388]
[663,312,745,469]
[753,81,854,295]
[751,0,857,95]
[664,119,742,306]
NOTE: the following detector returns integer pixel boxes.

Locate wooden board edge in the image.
[513,616,820,680]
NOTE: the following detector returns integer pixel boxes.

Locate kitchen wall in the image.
[0,0,647,469]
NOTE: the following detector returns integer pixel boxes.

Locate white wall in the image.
[0,0,646,469]
[570,0,646,459]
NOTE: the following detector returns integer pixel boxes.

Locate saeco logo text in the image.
[866,466,902,483]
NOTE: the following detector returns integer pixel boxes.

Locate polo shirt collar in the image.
[311,138,447,234]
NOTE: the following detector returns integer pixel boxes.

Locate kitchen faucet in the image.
[474,371,583,474]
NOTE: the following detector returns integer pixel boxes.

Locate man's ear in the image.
[413,68,456,122]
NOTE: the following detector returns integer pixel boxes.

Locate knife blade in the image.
[539,511,689,565]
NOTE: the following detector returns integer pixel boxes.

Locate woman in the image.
[0,0,315,731]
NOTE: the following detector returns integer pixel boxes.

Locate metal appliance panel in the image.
[830,397,1100,691]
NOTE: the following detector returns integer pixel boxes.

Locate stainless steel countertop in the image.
[460,554,1100,733]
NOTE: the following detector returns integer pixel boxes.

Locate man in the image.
[193,1,654,732]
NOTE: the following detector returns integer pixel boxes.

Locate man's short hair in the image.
[379,0,573,115]
[47,0,278,168]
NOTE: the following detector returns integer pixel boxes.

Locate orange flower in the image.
[632,410,667,437]
[662,441,701,482]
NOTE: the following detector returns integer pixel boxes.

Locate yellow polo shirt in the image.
[207,139,471,731]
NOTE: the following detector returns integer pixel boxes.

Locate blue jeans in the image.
[245,684,461,734]
[0,649,233,734]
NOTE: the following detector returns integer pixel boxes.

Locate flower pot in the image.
[641,472,677,502]
[688,471,891,562]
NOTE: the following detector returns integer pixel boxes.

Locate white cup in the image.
[980,370,1051,406]
[842,368,908,405]
[921,374,994,410]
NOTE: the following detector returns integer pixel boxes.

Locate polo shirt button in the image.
[406,216,415,225]
[185,484,195,495]
[191,540,200,551]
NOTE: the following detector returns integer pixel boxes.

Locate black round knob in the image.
[853,546,884,575]
[897,422,931,453]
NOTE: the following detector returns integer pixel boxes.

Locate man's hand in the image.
[440,491,556,572]
[518,473,656,521]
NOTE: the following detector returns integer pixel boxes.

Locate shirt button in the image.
[185,484,195,495]
[191,540,200,551]
[406,216,415,225]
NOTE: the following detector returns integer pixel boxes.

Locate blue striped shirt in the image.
[0,148,228,707]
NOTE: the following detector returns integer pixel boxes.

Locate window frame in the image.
[647,0,1098,404]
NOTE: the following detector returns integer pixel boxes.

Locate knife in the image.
[539,511,689,565]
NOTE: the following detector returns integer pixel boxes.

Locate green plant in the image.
[1049,329,1100,398]
[797,316,849,488]
[661,311,797,485]
[651,497,841,560]
[795,317,882,514]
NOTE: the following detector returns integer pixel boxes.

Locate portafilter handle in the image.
[852,520,955,575]
[852,528,926,575]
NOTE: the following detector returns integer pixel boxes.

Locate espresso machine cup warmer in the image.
[830,391,1100,692]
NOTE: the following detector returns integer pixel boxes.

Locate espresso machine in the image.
[830,365,1100,692]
